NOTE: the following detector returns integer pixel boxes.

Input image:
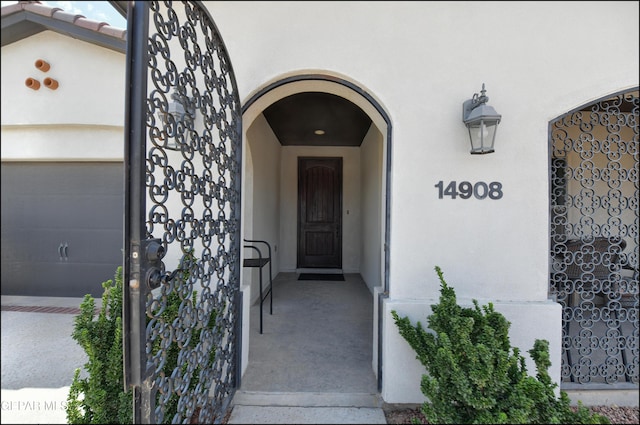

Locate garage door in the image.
[1,162,124,297]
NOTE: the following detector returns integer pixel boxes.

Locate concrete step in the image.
[227,405,387,424]
[232,390,383,408]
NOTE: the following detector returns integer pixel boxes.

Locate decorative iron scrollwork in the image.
[142,1,241,423]
[550,89,638,386]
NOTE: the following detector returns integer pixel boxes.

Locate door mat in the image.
[298,273,345,281]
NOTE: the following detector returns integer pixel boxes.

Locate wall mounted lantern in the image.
[462,83,501,154]
[160,90,195,150]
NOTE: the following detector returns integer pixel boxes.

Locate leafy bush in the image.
[391,266,609,424]
[67,251,216,424]
[66,266,132,424]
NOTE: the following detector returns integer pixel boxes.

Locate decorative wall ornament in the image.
[44,77,59,90]
[25,77,40,90]
[35,59,50,72]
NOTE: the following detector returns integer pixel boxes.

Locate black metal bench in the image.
[243,239,273,334]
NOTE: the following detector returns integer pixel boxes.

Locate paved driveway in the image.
[1,297,89,424]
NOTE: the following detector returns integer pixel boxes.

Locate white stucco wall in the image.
[244,114,282,301]
[360,124,383,293]
[209,0,639,297]
[3,0,637,405]
[207,0,638,402]
[360,125,385,377]
[1,31,125,161]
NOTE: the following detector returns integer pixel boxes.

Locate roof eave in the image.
[109,1,128,20]
[1,10,126,53]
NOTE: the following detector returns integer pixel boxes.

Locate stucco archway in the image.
[239,72,392,391]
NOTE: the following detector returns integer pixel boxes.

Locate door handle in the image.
[147,267,182,289]
[59,242,69,260]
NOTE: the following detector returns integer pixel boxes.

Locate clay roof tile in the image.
[22,2,62,18]
[2,1,127,44]
[49,9,85,25]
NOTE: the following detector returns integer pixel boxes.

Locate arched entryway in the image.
[549,88,638,387]
[238,72,392,396]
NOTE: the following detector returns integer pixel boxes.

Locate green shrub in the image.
[391,266,609,424]
[66,266,132,424]
[67,251,216,424]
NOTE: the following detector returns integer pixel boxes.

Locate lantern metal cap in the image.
[464,101,501,124]
[462,84,501,124]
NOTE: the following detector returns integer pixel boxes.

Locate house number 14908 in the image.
[435,181,503,200]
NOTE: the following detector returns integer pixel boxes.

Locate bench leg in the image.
[259,269,263,334]
[269,274,273,315]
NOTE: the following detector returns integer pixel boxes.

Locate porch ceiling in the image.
[262,92,372,147]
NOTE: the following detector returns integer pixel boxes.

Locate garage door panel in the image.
[2,263,110,297]
[3,227,121,263]
[4,229,72,262]
[62,229,123,264]
[27,195,123,229]
[1,162,123,297]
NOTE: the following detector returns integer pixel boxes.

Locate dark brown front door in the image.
[297,157,342,268]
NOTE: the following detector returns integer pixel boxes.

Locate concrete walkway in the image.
[1,273,387,424]
[228,273,386,423]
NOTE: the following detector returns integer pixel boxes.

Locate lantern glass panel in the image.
[467,119,498,154]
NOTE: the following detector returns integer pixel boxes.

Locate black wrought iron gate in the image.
[123,1,242,423]
[550,89,638,386]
